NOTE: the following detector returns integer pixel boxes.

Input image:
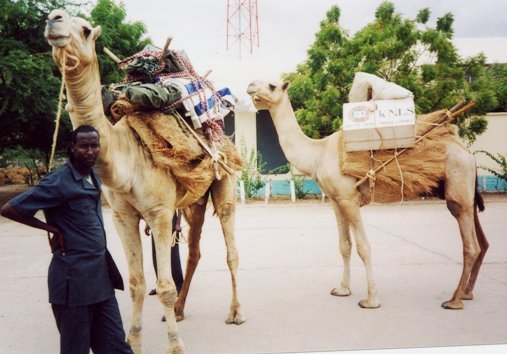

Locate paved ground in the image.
[0,197,506,354]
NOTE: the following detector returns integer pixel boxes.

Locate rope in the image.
[353,104,474,189]
[393,147,405,203]
[48,51,67,172]
[174,111,235,175]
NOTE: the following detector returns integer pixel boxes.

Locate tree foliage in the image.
[238,138,265,199]
[283,1,498,143]
[90,0,151,85]
[486,63,507,112]
[0,0,74,163]
[0,0,151,167]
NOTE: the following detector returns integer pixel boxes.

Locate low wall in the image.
[243,176,506,198]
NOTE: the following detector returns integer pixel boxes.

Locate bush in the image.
[475,150,507,191]
[238,138,265,199]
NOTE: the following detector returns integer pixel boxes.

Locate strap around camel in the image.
[339,108,472,204]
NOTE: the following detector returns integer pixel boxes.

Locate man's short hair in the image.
[71,125,99,144]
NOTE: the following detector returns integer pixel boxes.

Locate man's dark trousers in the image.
[52,296,133,354]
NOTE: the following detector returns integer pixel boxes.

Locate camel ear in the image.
[281,81,289,91]
[92,26,102,41]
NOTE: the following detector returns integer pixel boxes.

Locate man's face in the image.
[71,131,100,170]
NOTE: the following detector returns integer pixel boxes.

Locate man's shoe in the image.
[161,315,166,322]
[149,289,157,296]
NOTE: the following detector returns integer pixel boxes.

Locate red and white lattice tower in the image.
[226,0,260,59]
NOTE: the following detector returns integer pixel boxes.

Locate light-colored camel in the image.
[247,80,488,310]
[44,10,245,354]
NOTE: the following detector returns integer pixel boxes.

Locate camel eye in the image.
[269,84,276,91]
[83,26,91,38]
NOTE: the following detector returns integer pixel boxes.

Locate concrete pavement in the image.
[0,199,506,354]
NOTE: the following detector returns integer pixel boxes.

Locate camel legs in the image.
[108,198,146,354]
[463,208,489,299]
[145,207,184,353]
[441,200,481,310]
[174,197,208,321]
[335,198,380,308]
[441,148,486,310]
[210,175,246,324]
[330,200,352,297]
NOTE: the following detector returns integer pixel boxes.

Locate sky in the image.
[108,0,507,101]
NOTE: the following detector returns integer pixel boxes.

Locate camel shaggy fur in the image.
[44,10,245,354]
[247,80,488,310]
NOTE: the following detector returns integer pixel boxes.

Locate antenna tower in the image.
[226,0,259,59]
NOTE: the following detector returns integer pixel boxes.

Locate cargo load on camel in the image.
[339,72,476,204]
[102,39,242,207]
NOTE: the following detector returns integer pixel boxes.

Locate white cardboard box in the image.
[342,98,416,152]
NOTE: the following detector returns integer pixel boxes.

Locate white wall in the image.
[470,112,507,174]
[234,111,257,152]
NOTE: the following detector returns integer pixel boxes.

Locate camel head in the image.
[247,80,289,110]
[44,9,101,69]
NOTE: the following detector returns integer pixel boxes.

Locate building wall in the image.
[470,112,507,169]
[470,112,507,191]
[233,110,257,152]
[233,110,507,194]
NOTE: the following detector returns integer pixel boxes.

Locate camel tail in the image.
[474,169,486,242]
[475,174,485,212]
[474,205,486,242]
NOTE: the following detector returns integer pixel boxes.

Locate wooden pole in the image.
[159,36,173,64]
[103,47,121,64]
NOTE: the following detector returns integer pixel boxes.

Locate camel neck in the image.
[269,96,322,178]
[64,60,106,127]
[59,53,118,183]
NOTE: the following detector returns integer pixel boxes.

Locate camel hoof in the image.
[167,338,184,354]
[331,287,351,297]
[441,300,464,310]
[128,344,143,354]
[226,309,246,325]
[358,299,381,309]
[462,292,474,301]
[175,312,184,322]
[127,330,142,354]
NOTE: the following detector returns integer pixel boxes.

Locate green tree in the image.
[486,63,507,112]
[0,0,77,165]
[283,1,492,142]
[0,0,151,170]
[90,0,151,85]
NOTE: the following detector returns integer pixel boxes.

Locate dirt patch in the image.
[0,184,30,206]
[0,166,33,186]
[481,192,507,202]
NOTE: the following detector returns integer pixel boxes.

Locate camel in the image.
[247,80,488,310]
[44,10,245,354]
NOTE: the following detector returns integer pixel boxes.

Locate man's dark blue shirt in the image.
[9,162,115,306]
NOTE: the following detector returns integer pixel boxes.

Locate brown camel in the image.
[247,80,488,310]
[44,10,245,354]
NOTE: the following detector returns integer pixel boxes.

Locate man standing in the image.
[1,125,133,354]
